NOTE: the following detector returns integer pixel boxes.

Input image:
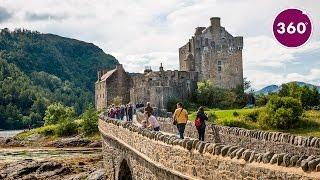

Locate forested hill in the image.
[0,28,118,91]
[0,29,118,130]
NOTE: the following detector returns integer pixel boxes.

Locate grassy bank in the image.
[188,108,320,138]
[15,125,101,141]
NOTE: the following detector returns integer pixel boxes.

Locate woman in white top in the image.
[146,112,160,131]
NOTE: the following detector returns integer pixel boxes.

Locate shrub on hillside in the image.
[255,94,269,107]
[55,119,78,137]
[36,124,58,136]
[80,106,99,136]
[233,111,239,117]
[258,96,302,129]
[243,109,260,122]
[44,103,76,125]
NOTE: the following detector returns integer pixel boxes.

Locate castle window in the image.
[205,38,209,46]
[211,41,215,48]
[219,75,221,80]
[218,61,222,65]
[218,66,222,72]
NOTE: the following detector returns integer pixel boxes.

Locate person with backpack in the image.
[173,102,188,139]
[194,106,208,141]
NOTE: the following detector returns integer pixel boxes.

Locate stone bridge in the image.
[98,112,320,179]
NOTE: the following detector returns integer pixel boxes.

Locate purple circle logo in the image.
[273,8,312,48]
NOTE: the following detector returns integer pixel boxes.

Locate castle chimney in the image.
[97,70,102,81]
[210,17,220,28]
[159,63,164,72]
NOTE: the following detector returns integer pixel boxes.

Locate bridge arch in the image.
[118,159,132,180]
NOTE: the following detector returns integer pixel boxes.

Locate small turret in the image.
[195,27,206,35]
[159,63,164,72]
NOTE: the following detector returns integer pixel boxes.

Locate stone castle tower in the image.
[179,17,243,89]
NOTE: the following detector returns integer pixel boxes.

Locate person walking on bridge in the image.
[126,103,133,122]
[173,102,188,139]
[144,102,153,115]
[195,106,208,141]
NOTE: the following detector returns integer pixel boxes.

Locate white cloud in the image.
[0,0,319,88]
[247,68,320,90]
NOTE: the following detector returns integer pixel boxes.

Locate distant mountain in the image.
[256,81,320,95]
[256,85,279,95]
[0,29,118,129]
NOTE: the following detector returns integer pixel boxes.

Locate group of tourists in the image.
[107,103,134,121]
[141,101,208,141]
[107,100,208,141]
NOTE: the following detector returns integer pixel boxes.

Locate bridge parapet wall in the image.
[99,115,320,179]
[136,111,320,156]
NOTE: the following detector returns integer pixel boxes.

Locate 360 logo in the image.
[273,8,312,48]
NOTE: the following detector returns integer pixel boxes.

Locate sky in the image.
[0,0,320,90]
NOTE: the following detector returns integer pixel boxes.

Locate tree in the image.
[243,77,251,91]
[258,95,302,129]
[195,80,236,108]
[80,106,99,135]
[44,103,76,125]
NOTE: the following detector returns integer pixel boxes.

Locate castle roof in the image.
[101,68,117,81]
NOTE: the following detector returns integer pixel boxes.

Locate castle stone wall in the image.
[130,70,198,110]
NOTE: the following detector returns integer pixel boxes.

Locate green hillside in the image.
[0,29,118,129]
[0,28,118,90]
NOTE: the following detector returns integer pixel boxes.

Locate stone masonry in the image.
[95,64,132,110]
[99,115,320,179]
[130,64,198,111]
[179,17,243,89]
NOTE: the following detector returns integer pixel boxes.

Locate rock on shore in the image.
[0,158,106,180]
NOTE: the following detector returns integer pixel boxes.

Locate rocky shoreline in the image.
[0,135,102,149]
[0,135,105,180]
